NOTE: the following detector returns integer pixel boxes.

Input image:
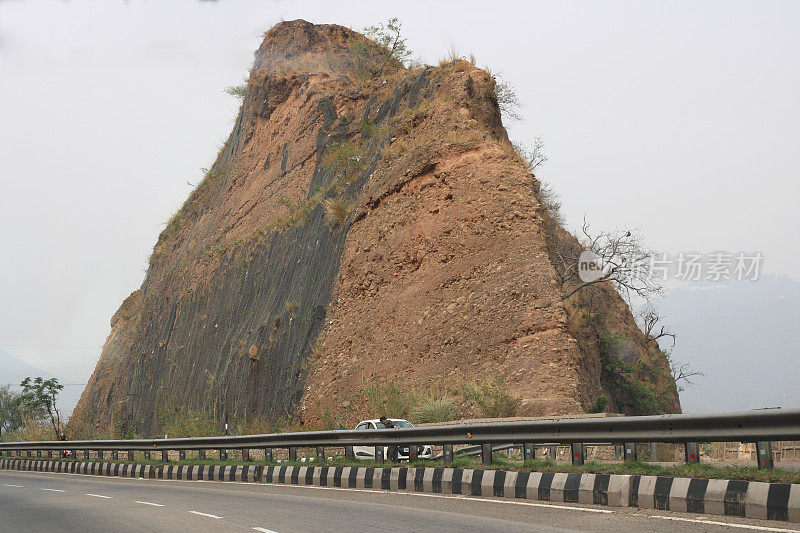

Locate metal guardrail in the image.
[2,408,798,469]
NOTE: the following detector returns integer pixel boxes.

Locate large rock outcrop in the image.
[70,20,679,437]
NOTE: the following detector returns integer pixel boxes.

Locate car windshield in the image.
[375,420,413,428]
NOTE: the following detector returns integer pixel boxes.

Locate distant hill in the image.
[0,347,54,385]
[658,274,800,413]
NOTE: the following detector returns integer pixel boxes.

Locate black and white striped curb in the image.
[3,459,799,523]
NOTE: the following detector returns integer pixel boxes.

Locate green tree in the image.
[0,386,25,438]
[19,377,64,438]
[224,83,247,99]
[349,17,411,79]
[364,18,411,66]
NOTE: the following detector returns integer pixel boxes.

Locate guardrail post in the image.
[571,443,585,465]
[650,443,658,461]
[344,445,354,460]
[179,450,186,461]
[316,446,325,461]
[548,445,557,460]
[161,450,168,462]
[375,445,384,463]
[756,441,774,469]
[84,450,90,460]
[242,449,249,462]
[144,450,151,460]
[218,449,227,461]
[47,450,53,459]
[614,444,623,459]
[26,450,32,457]
[198,450,206,460]
[36,450,41,458]
[684,442,700,463]
[97,450,103,460]
[127,451,134,461]
[443,444,453,464]
[623,443,637,461]
[481,443,492,465]
[111,450,118,460]
[408,444,419,462]
[264,448,273,462]
[523,443,534,461]
[288,447,297,461]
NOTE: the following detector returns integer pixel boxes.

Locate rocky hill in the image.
[69,20,679,437]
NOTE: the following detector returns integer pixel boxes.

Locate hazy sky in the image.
[1,1,798,407]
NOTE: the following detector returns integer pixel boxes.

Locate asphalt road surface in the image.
[2,470,799,532]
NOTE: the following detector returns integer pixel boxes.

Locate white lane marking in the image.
[253,528,280,533]
[85,493,113,499]
[652,515,800,532]
[248,482,614,514]
[189,511,222,519]
[41,488,65,492]
[141,476,614,515]
[135,501,164,507]
[2,484,23,487]
[398,489,614,513]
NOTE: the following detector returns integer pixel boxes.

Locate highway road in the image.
[1,470,799,532]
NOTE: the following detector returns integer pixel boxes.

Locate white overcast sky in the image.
[1,1,798,388]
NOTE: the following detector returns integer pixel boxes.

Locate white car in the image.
[352,419,433,461]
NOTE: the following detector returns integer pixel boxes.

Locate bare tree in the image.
[494,79,523,121]
[669,360,703,393]
[556,218,664,302]
[513,138,548,175]
[637,304,676,347]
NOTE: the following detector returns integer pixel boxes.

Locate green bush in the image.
[224,84,247,98]
[322,141,364,178]
[0,419,51,442]
[462,383,519,418]
[360,383,410,418]
[159,406,218,438]
[321,409,347,430]
[599,331,662,415]
[587,395,609,414]
[411,397,457,423]
[360,117,377,138]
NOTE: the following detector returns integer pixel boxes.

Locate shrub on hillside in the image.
[462,382,519,418]
[323,198,352,226]
[1,418,51,442]
[159,406,218,438]
[360,383,411,419]
[411,396,457,423]
[587,395,609,414]
[224,84,247,98]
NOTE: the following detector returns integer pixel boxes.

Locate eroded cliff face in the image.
[70,20,679,437]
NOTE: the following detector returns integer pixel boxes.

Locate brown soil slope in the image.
[70,20,679,437]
